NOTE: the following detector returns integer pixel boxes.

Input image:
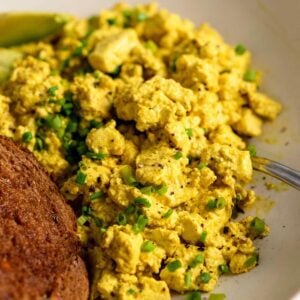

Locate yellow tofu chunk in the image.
[89,29,139,73]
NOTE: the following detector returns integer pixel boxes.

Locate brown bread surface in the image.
[0,136,89,300]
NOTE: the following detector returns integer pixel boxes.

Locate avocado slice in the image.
[0,13,71,47]
[0,48,23,82]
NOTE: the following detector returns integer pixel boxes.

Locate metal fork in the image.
[252,156,300,190]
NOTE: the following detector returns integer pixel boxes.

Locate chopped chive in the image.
[216,197,226,209]
[185,271,192,287]
[61,102,74,116]
[76,141,88,156]
[170,56,178,72]
[250,217,265,234]
[141,240,156,252]
[244,254,258,268]
[207,198,226,210]
[116,212,127,225]
[107,18,117,26]
[90,191,104,201]
[247,144,257,157]
[34,136,45,151]
[189,254,204,268]
[45,115,62,131]
[136,11,148,22]
[209,294,226,300]
[47,86,58,97]
[197,162,207,170]
[174,151,183,160]
[199,272,211,283]
[243,70,256,82]
[127,288,136,295]
[76,171,87,185]
[93,217,103,228]
[140,185,155,195]
[22,131,33,143]
[187,291,202,300]
[144,40,157,52]
[77,215,89,226]
[66,119,78,133]
[207,199,217,210]
[85,151,106,160]
[163,208,173,219]
[132,215,148,234]
[120,165,137,186]
[235,44,246,55]
[134,197,151,208]
[218,263,230,274]
[199,231,208,243]
[185,128,193,138]
[108,65,121,78]
[124,203,137,215]
[167,260,182,272]
[90,119,103,129]
[81,205,92,216]
[155,184,168,195]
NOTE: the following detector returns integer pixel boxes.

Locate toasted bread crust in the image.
[0,136,89,300]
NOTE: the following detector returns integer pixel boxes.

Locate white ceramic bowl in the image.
[1,1,299,299]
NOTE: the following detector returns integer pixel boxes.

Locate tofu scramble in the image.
[0,3,282,299]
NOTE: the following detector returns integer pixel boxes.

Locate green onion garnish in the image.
[199,231,208,243]
[132,215,148,234]
[199,272,211,283]
[185,271,192,287]
[197,162,207,170]
[90,191,104,201]
[140,185,155,195]
[185,128,193,138]
[247,144,257,157]
[85,151,106,160]
[209,294,226,300]
[120,165,137,186]
[250,217,265,234]
[207,198,226,210]
[141,240,156,252]
[127,288,136,295]
[244,254,258,268]
[124,204,137,215]
[76,171,87,185]
[155,184,168,195]
[243,70,256,82]
[235,44,246,55]
[187,291,202,300]
[136,11,148,22]
[81,205,92,215]
[144,40,157,52]
[218,263,230,274]
[34,136,45,151]
[167,260,182,272]
[134,197,151,207]
[22,131,33,143]
[116,212,127,225]
[189,254,204,268]
[174,151,183,160]
[47,86,58,97]
[90,119,103,129]
[163,208,173,219]
[77,215,89,226]
[45,115,62,131]
[107,18,117,26]
[66,119,78,133]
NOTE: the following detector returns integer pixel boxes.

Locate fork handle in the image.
[252,156,300,191]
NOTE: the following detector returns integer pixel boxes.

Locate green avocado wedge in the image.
[0,48,23,82]
[0,12,71,47]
